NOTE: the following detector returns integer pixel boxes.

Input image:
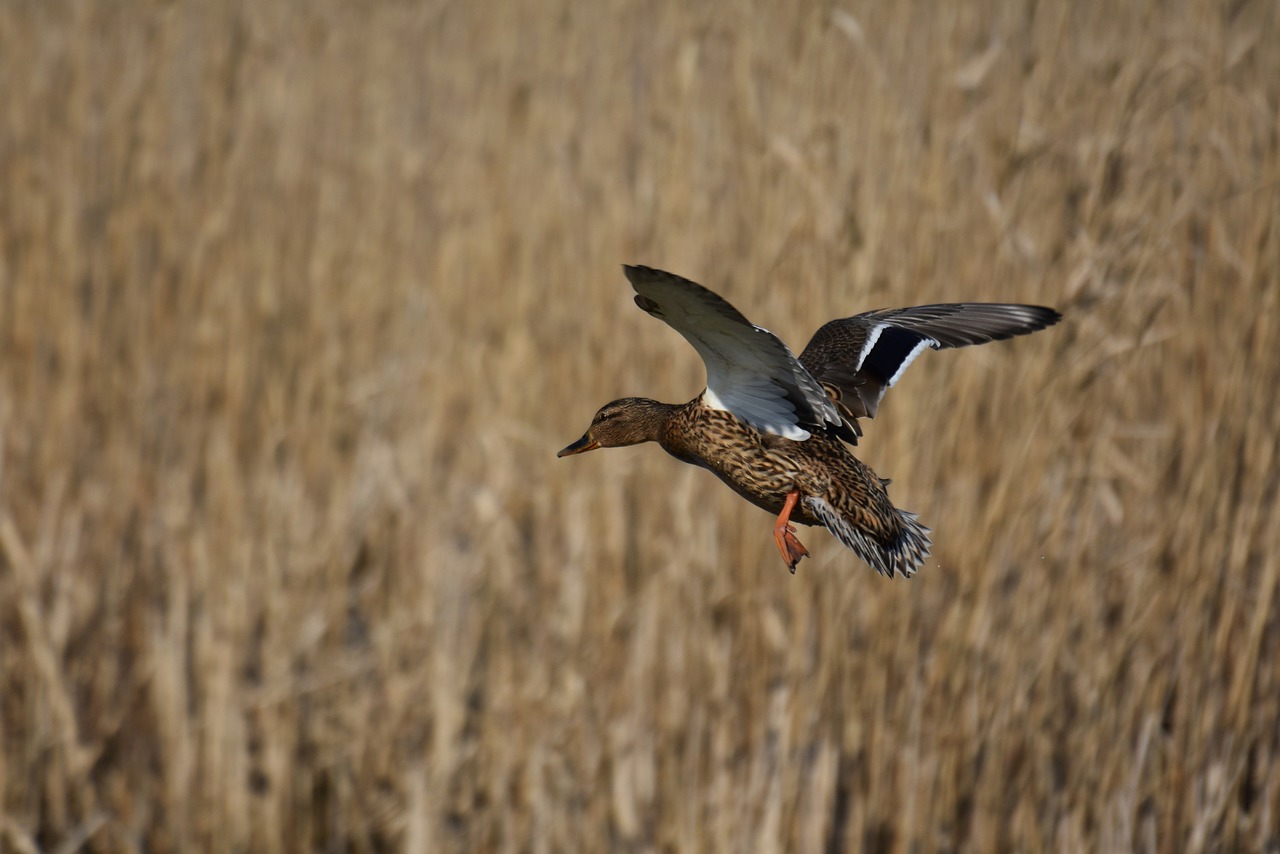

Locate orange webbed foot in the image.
[774,525,810,573]
[772,490,810,574]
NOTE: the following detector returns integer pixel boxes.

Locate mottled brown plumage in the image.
[559,266,1061,577]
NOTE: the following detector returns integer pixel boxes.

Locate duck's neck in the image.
[630,398,684,444]
[649,397,706,463]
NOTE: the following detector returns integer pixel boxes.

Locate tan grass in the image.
[1,0,1278,850]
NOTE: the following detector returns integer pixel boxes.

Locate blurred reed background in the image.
[1,0,1277,851]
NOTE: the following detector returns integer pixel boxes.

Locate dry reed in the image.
[1,0,1278,851]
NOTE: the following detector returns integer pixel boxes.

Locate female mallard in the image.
[559,266,1060,577]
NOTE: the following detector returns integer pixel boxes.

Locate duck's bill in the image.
[557,434,600,457]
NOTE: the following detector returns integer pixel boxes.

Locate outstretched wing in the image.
[799,303,1062,442]
[624,265,840,441]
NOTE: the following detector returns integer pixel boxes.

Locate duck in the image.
[558,266,1061,577]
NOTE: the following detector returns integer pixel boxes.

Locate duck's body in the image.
[560,266,1060,577]
[658,397,929,576]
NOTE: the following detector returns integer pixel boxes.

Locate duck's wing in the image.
[624,265,840,441]
[799,303,1062,441]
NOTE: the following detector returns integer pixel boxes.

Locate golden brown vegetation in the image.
[1,1,1278,851]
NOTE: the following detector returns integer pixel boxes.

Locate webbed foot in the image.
[772,490,810,573]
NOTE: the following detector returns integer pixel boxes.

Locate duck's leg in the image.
[772,490,810,574]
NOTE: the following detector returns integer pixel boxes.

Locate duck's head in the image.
[557,397,673,457]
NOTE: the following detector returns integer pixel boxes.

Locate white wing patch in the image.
[857,322,938,387]
[855,324,884,371]
[885,338,934,387]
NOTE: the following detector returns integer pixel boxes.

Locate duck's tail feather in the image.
[803,497,932,579]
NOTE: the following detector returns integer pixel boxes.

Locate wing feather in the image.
[624,266,839,440]
[799,303,1062,440]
